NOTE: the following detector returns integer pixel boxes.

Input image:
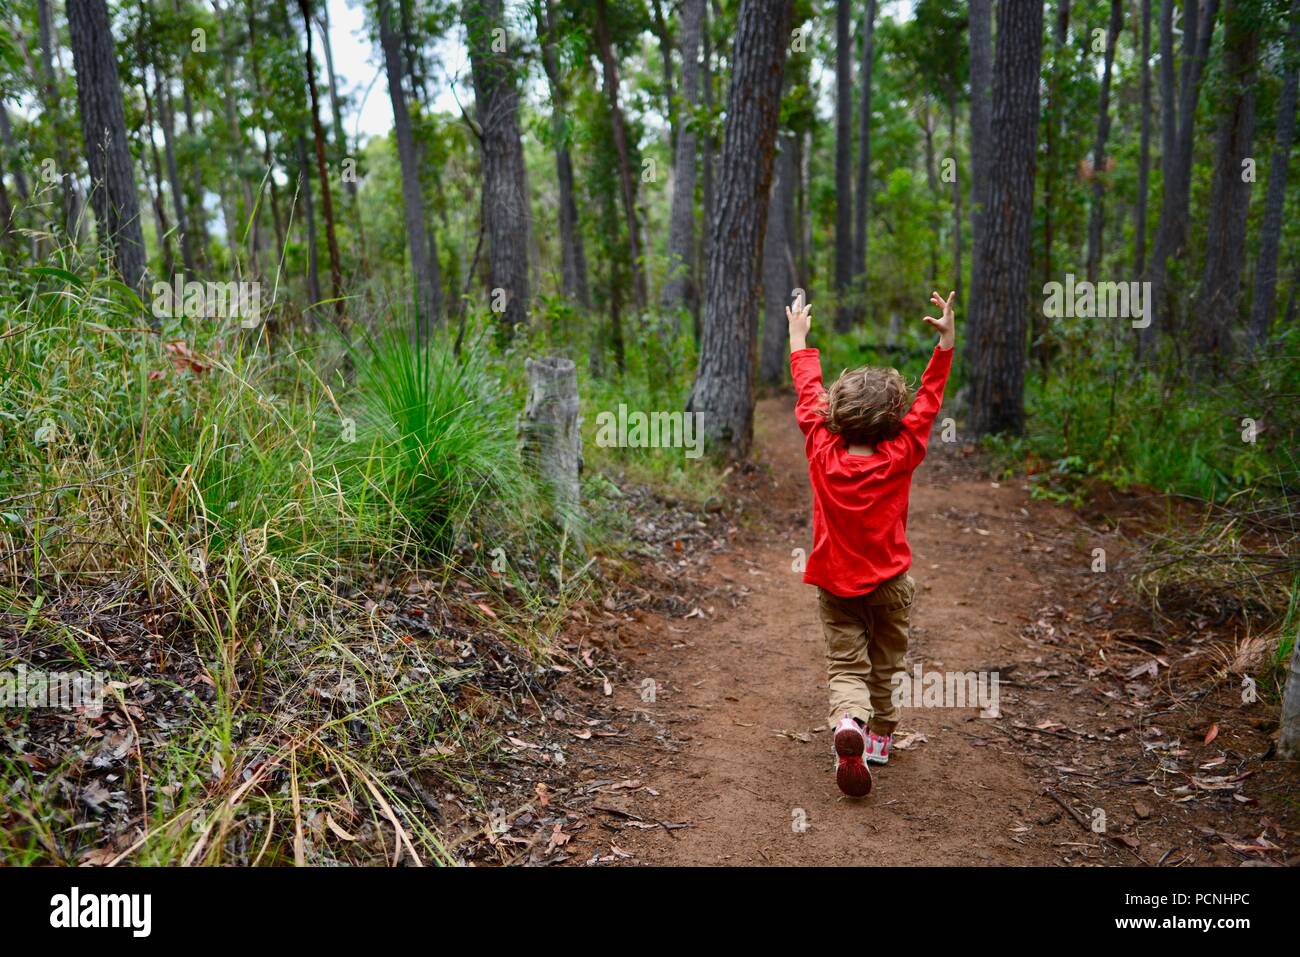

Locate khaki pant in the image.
[818,572,915,736]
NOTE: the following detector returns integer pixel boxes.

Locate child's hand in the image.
[923,290,956,351]
[787,294,812,352]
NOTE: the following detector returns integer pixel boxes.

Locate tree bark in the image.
[1280,628,1300,760]
[968,0,1044,437]
[522,356,582,524]
[1248,3,1300,349]
[662,0,705,319]
[1085,0,1123,283]
[833,0,854,331]
[465,0,533,329]
[687,0,795,459]
[1192,0,1259,362]
[852,0,876,299]
[380,0,441,333]
[68,0,146,294]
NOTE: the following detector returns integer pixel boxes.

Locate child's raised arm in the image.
[787,294,824,438]
[897,291,957,468]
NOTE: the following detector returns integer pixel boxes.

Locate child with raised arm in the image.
[786,290,956,797]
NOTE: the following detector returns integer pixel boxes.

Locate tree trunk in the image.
[687,0,795,459]
[1042,0,1070,291]
[967,0,993,345]
[315,0,367,260]
[922,99,939,285]
[142,69,176,278]
[1280,629,1300,760]
[650,0,677,151]
[540,0,590,309]
[37,0,84,242]
[1135,0,1152,274]
[156,65,195,275]
[299,0,345,327]
[296,133,322,307]
[1193,0,1259,362]
[522,356,582,524]
[949,92,963,306]
[592,0,647,314]
[380,0,441,333]
[662,0,705,319]
[833,0,854,331]
[1142,0,1220,356]
[968,0,1044,437]
[465,0,533,329]
[760,137,796,386]
[68,0,146,293]
[852,0,876,300]
[1085,0,1123,283]
[1248,3,1300,349]
[698,3,715,342]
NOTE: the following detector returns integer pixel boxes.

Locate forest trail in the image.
[563,395,1289,867]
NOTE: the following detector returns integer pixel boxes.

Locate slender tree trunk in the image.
[1135,0,1152,274]
[380,0,441,332]
[967,0,993,345]
[1043,0,1070,291]
[760,137,796,386]
[540,0,590,309]
[687,0,795,459]
[592,0,647,313]
[968,0,1044,437]
[922,99,939,285]
[1143,0,1220,355]
[650,0,677,151]
[662,0,706,318]
[833,0,854,331]
[156,66,195,274]
[852,0,876,300]
[142,72,176,278]
[949,92,963,306]
[1192,0,1259,362]
[296,133,322,307]
[299,0,345,326]
[1085,0,1123,283]
[315,1,367,260]
[465,0,532,329]
[37,0,84,242]
[68,0,146,293]
[1248,2,1300,349]
[698,3,715,342]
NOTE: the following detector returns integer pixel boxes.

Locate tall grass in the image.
[0,261,575,865]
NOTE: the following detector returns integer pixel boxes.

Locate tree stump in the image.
[521,356,582,524]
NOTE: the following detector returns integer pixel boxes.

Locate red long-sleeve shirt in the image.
[791,345,953,598]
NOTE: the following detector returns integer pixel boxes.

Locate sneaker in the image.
[865,730,892,765]
[832,715,873,797]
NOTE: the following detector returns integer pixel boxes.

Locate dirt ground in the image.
[539,395,1299,867]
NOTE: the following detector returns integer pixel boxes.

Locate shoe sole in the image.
[834,726,873,798]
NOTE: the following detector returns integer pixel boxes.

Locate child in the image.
[786,290,956,797]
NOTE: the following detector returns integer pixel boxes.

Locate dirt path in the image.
[557,395,1296,867]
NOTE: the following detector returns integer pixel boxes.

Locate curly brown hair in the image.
[818,366,911,446]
